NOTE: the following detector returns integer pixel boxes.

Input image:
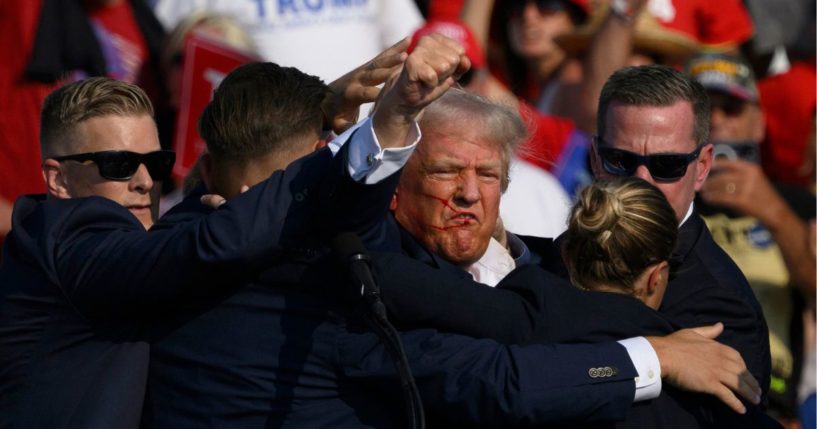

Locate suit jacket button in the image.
[604,367,613,377]
[589,368,598,378]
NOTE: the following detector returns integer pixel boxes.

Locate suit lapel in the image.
[671,212,704,267]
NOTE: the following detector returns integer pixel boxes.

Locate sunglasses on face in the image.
[53,150,176,181]
[595,138,702,182]
[509,0,565,18]
[709,93,749,116]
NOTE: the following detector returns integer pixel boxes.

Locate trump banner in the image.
[173,33,259,180]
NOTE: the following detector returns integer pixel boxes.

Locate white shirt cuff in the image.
[328,117,420,184]
[618,336,662,402]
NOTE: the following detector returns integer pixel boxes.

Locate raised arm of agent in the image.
[8,33,466,322]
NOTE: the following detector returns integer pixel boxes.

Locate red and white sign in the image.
[173,33,259,180]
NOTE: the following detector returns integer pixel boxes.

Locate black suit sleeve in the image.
[372,253,675,345]
[44,144,403,320]
[47,150,333,320]
[339,327,639,425]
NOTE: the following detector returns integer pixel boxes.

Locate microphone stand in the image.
[334,233,425,429]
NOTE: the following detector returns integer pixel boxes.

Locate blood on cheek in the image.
[424,194,474,231]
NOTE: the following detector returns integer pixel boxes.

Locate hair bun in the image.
[573,184,625,235]
[564,178,679,292]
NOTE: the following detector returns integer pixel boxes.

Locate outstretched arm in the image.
[322,38,410,135]
[648,323,762,414]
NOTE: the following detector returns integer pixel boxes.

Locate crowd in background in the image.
[0,0,814,427]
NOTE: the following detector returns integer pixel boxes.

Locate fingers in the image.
[357,37,409,86]
[718,350,761,403]
[453,55,472,82]
[371,33,468,144]
[200,194,227,209]
[363,62,404,85]
[687,322,723,339]
[711,385,747,414]
[362,51,408,85]
[711,365,760,414]
[407,33,468,89]
[736,370,761,403]
[706,342,760,411]
[381,36,411,58]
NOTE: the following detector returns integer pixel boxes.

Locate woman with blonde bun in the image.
[563,177,678,310]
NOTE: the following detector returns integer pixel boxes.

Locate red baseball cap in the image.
[409,19,486,70]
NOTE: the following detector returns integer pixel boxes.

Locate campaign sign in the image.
[173,33,258,180]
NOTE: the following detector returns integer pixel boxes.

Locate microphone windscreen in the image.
[332,232,367,262]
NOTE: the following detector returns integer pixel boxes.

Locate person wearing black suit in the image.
[588,65,771,397]
[0,56,429,429]
[141,38,763,428]
[373,74,773,426]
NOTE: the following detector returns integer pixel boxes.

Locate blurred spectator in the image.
[487,0,589,113]
[500,157,571,237]
[743,0,814,68]
[552,2,699,128]
[160,11,257,112]
[757,61,816,189]
[689,52,816,427]
[0,0,165,249]
[0,1,52,247]
[644,0,753,50]
[554,5,698,67]
[152,0,423,83]
[740,0,815,190]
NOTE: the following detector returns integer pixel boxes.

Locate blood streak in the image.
[425,194,474,231]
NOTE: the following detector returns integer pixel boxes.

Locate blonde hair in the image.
[161,11,257,74]
[40,77,154,158]
[419,88,528,192]
[563,177,678,293]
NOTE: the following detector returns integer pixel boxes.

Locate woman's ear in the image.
[42,159,71,199]
[644,260,670,310]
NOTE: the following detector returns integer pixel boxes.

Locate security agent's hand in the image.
[322,38,410,135]
[372,33,471,149]
[647,323,761,414]
[200,185,249,209]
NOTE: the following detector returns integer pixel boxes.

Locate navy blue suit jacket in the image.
[144,256,640,428]
[376,227,677,345]
[144,172,641,427]
[371,222,779,428]
[662,214,771,395]
[519,216,771,396]
[0,147,343,429]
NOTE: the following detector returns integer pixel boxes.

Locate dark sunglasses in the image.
[595,139,702,182]
[509,0,565,17]
[709,93,748,116]
[54,150,176,181]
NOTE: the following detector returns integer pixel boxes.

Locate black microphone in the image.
[332,232,386,318]
[332,232,425,429]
